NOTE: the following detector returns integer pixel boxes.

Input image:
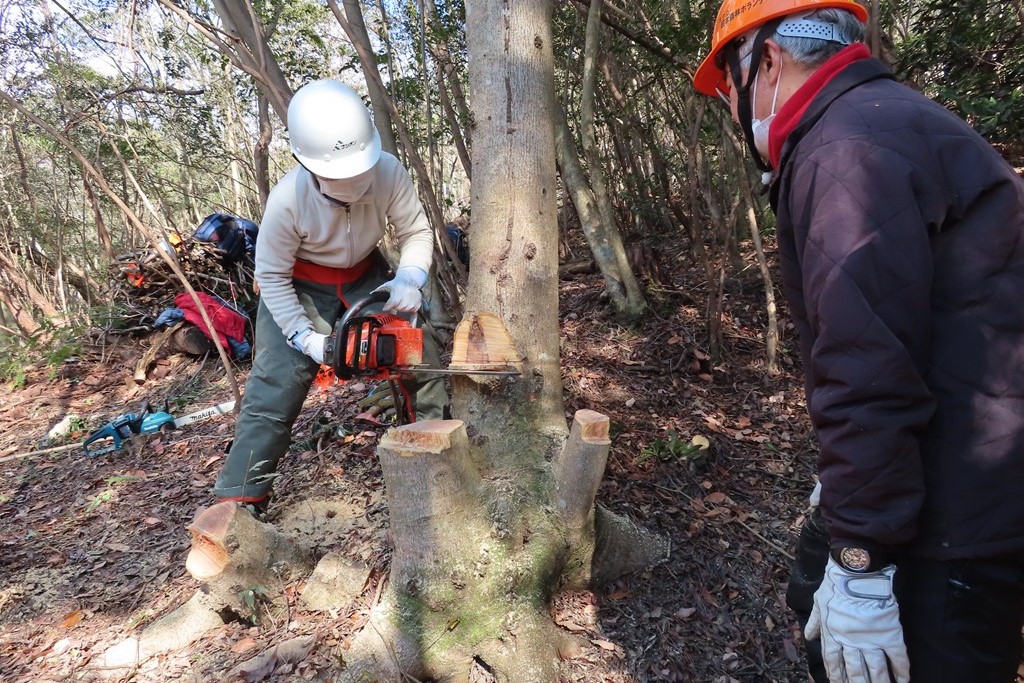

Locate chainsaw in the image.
[82,401,176,457]
[81,399,237,458]
[323,291,519,423]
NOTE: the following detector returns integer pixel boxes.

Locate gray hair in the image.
[773,8,867,67]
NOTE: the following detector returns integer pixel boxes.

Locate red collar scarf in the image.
[768,43,872,168]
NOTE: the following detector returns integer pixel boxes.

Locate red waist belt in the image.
[292,255,373,285]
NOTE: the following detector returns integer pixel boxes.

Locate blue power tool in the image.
[82,401,176,457]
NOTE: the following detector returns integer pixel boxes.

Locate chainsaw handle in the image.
[339,290,420,329]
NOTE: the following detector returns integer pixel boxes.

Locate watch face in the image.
[839,546,872,572]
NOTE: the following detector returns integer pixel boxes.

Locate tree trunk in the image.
[553,103,640,312]
[333,3,669,680]
[209,0,292,121]
[339,0,398,156]
[726,129,780,374]
[0,275,40,336]
[254,94,273,211]
[424,0,472,180]
[577,0,647,322]
[327,0,467,323]
[0,249,61,331]
[83,178,115,262]
[159,0,292,121]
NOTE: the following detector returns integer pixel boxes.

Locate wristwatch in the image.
[830,546,893,573]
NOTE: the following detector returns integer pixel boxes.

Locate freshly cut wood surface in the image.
[449,312,522,370]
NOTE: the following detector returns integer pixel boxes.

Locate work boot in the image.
[217,494,271,519]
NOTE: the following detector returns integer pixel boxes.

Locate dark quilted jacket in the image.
[770,58,1024,559]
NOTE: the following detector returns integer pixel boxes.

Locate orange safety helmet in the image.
[693,0,868,96]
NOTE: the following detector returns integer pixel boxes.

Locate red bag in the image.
[174,292,248,356]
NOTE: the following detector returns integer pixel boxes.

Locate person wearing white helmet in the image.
[214,79,446,510]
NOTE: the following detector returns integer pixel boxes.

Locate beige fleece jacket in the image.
[255,152,434,340]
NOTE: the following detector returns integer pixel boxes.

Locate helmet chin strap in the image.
[727,18,784,172]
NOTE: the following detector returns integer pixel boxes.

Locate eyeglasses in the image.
[712,36,755,107]
[713,35,749,71]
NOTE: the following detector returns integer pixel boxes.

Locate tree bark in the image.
[331,3,668,680]
[577,0,647,322]
[338,0,399,156]
[254,94,273,211]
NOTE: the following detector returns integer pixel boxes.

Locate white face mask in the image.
[750,59,782,159]
[317,168,375,204]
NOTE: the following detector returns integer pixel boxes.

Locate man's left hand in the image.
[805,558,910,683]
[373,266,427,313]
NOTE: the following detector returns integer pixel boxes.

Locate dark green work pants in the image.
[213,265,446,501]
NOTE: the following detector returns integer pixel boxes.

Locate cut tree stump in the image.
[552,410,671,588]
[97,503,314,670]
[168,323,213,356]
[332,413,662,683]
[185,501,312,594]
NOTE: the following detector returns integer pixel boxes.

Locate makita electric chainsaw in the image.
[82,401,176,457]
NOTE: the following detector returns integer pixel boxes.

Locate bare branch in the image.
[0,88,242,405]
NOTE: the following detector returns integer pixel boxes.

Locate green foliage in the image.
[237,585,272,623]
[0,325,82,385]
[85,488,115,512]
[46,339,80,380]
[0,352,28,389]
[639,430,698,462]
[890,0,1024,144]
[84,473,146,512]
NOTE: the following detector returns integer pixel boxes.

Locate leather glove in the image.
[373,266,427,313]
[288,329,327,365]
[805,558,910,683]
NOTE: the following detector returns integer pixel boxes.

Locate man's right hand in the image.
[289,329,327,365]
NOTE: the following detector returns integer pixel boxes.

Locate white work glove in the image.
[809,479,822,507]
[372,266,427,313]
[805,558,910,683]
[288,329,327,365]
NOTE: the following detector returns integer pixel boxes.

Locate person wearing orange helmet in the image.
[695,1,1024,682]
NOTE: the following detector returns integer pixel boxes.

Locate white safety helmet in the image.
[287,80,382,180]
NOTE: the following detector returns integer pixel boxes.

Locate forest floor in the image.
[0,234,825,683]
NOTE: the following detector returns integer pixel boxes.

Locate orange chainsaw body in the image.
[338,313,423,380]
